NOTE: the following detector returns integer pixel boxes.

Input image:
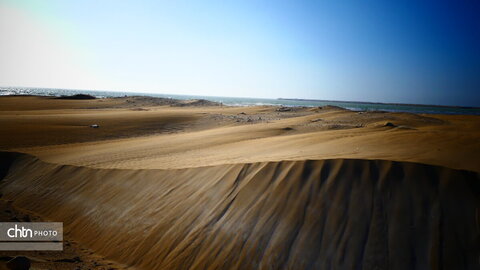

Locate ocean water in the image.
[1,86,479,115]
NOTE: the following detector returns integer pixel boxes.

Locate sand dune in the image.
[1,96,479,269]
[1,152,479,269]
[1,97,479,172]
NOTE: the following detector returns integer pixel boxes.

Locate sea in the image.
[1,87,479,115]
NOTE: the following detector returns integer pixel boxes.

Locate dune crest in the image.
[1,152,478,269]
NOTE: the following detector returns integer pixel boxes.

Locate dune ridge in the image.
[1,152,478,269]
[1,96,479,173]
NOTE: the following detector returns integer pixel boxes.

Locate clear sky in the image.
[1,0,479,106]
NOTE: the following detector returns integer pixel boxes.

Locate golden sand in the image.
[0,96,479,269]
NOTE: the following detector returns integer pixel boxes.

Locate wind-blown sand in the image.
[0,96,479,269]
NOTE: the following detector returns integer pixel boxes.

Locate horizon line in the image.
[1,85,479,110]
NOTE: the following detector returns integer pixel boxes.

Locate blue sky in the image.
[0,0,479,106]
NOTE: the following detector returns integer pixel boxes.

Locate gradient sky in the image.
[1,0,479,106]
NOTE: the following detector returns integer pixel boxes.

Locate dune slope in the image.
[1,152,478,270]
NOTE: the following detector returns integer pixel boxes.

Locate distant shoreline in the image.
[2,86,479,108]
[278,98,479,110]
[1,87,480,115]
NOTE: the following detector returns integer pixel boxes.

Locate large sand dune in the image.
[1,152,479,269]
[0,96,479,269]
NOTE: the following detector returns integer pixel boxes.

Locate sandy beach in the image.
[0,95,479,269]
